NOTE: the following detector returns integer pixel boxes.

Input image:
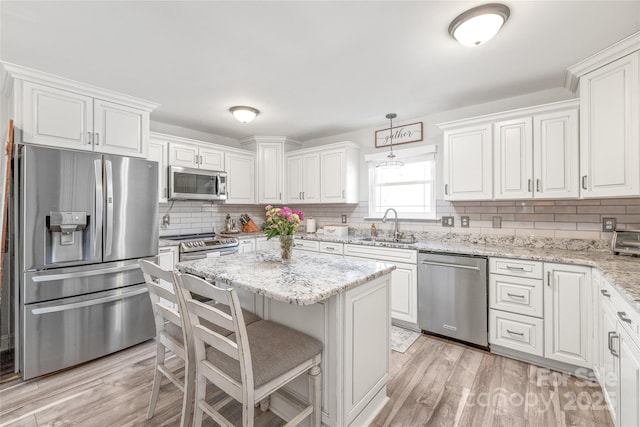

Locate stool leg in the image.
[307,361,322,427]
[147,343,165,419]
[180,357,195,427]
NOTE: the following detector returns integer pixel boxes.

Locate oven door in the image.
[180,247,239,261]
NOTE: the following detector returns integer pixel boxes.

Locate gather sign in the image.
[374,122,423,148]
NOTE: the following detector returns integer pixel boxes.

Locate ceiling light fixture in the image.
[448,3,510,47]
[229,106,259,123]
[376,113,404,169]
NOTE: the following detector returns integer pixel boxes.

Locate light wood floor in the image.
[0,334,613,427]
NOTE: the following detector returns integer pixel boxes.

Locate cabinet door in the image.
[321,149,346,202]
[238,238,256,254]
[544,263,591,368]
[302,153,321,203]
[225,152,255,204]
[286,154,303,203]
[599,301,619,423]
[580,51,640,198]
[168,142,198,168]
[619,329,640,427]
[21,81,93,149]
[258,143,283,204]
[534,108,579,199]
[198,146,225,171]
[443,124,493,200]
[93,99,147,157]
[148,139,168,203]
[256,237,277,251]
[390,262,417,325]
[494,117,533,199]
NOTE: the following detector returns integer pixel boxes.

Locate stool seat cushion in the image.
[205,320,323,388]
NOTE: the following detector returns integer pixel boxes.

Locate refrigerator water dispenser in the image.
[47,211,88,263]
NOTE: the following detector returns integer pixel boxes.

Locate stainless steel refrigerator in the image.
[14,145,158,379]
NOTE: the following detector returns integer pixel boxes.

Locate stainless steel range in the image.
[163,233,239,261]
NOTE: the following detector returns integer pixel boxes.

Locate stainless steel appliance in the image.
[15,145,159,379]
[611,230,640,256]
[168,166,227,201]
[417,252,488,348]
[163,233,239,261]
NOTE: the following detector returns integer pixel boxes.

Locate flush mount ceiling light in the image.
[376,113,404,169]
[229,106,259,123]
[448,3,510,47]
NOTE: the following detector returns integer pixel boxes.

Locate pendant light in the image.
[448,3,510,47]
[376,113,404,169]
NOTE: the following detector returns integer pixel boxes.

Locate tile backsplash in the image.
[159,198,640,244]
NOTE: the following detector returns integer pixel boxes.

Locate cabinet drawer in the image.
[489,309,544,357]
[319,241,343,255]
[344,244,417,264]
[490,257,543,279]
[490,274,543,318]
[293,239,319,252]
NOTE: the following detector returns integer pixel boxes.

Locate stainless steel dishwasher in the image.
[417,252,488,348]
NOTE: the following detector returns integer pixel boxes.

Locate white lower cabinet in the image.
[544,263,591,368]
[344,244,418,327]
[619,327,640,427]
[256,236,279,251]
[237,238,256,253]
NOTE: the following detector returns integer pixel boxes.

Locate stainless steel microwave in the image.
[168,166,228,201]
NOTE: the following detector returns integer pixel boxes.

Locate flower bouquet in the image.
[264,205,304,262]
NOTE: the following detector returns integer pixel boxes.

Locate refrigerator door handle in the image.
[105,159,114,256]
[94,159,103,258]
[31,287,148,315]
[30,264,141,282]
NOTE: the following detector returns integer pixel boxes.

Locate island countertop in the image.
[176,250,396,305]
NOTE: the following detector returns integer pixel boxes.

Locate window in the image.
[368,153,436,220]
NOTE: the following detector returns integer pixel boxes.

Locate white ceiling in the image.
[2,1,639,141]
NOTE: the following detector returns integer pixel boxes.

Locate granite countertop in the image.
[176,250,396,305]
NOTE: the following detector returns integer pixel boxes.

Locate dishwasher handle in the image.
[419,260,481,271]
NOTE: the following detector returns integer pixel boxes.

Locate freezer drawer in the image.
[21,284,154,379]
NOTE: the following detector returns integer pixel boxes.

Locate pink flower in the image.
[293,210,304,221]
[265,205,272,211]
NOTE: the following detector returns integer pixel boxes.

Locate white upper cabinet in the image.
[168,141,225,171]
[5,63,157,158]
[493,102,579,200]
[225,151,255,204]
[442,124,493,200]
[494,117,533,199]
[258,142,283,204]
[565,33,640,198]
[286,152,320,204]
[320,143,359,203]
[147,138,168,203]
[579,52,640,197]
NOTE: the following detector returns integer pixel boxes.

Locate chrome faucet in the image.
[382,208,400,241]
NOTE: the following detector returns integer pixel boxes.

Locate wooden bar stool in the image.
[174,271,323,427]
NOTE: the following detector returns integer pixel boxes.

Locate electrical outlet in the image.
[461,216,470,228]
[602,217,617,232]
[341,214,347,223]
[441,216,454,227]
[492,216,502,229]
[162,213,170,226]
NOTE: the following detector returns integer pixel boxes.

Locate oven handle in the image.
[31,287,148,315]
[180,247,238,261]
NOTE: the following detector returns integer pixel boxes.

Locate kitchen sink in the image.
[358,236,416,245]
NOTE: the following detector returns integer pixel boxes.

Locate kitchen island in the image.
[177,250,396,427]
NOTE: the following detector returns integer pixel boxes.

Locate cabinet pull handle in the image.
[507,293,525,299]
[581,175,587,190]
[507,329,524,337]
[506,266,525,271]
[279,192,282,200]
[445,184,449,195]
[547,271,551,287]
[601,289,611,298]
[325,247,335,251]
[299,192,302,199]
[200,155,203,164]
[536,179,540,192]
[195,155,199,165]
[95,133,100,145]
[302,191,305,200]
[527,179,532,192]
[164,187,168,198]
[88,132,92,145]
[342,190,345,198]
[608,331,619,357]
[618,311,632,323]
